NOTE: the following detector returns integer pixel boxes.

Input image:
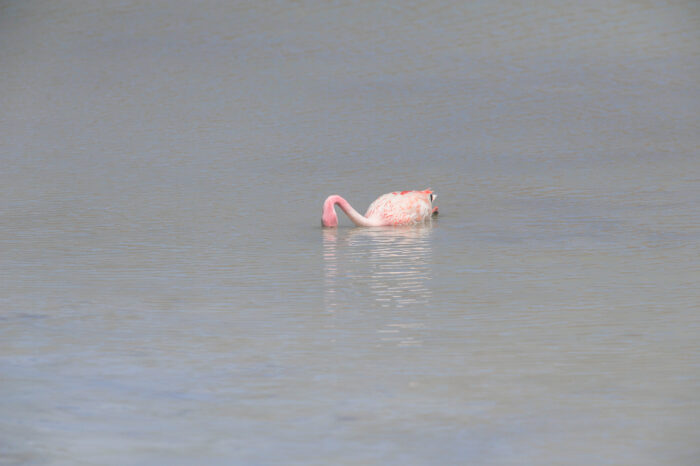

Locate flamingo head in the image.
[322,196,339,227]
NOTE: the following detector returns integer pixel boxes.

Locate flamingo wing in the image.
[365,190,434,225]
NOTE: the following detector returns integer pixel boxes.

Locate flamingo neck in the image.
[322,195,378,227]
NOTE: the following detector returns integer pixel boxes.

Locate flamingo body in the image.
[322,189,437,227]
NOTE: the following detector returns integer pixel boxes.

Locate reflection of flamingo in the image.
[323,225,434,310]
[322,190,438,227]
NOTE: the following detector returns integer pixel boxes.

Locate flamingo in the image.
[322,189,438,227]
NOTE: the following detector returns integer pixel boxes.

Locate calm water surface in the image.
[1,0,699,464]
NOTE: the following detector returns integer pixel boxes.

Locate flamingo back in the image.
[365,189,435,225]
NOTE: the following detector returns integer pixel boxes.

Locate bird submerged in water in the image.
[322,189,438,227]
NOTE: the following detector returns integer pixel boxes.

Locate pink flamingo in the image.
[322,189,438,227]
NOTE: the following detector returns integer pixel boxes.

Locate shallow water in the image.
[1,0,699,464]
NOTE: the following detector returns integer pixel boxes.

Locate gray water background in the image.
[1,0,699,464]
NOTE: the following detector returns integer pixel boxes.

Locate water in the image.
[1,0,699,464]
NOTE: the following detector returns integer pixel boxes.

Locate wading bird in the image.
[322,189,438,227]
